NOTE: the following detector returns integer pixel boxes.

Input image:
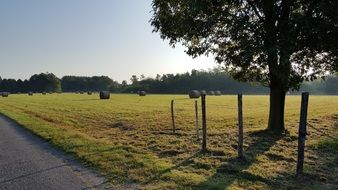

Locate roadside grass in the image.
[0,94,337,189]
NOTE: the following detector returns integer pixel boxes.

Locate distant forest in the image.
[0,70,337,95]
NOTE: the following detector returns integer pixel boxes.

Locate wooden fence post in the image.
[238,94,244,158]
[201,94,207,152]
[297,92,309,176]
[171,100,175,133]
[195,100,200,140]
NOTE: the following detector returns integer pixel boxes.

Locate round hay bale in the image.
[42,92,46,95]
[200,90,207,96]
[28,92,33,96]
[100,91,110,99]
[80,91,84,94]
[2,92,9,97]
[215,90,222,96]
[208,91,215,95]
[87,91,92,95]
[189,90,200,99]
[139,91,146,96]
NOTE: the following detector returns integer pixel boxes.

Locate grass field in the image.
[0,93,337,189]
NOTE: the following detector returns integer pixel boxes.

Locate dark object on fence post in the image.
[297,92,309,176]
[238,94,244,158]
[171,100,175,133]
[195,100,199,140]
[201,94,207,152]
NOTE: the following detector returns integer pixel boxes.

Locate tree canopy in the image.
[151,0,337,89]
[151,0,338,132]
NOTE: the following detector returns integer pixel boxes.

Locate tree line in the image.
[0,70,337,95]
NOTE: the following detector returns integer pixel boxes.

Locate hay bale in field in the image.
[28,92,33,96]
[200,90,207,96]
[189,90,200,99]
[42,92,46,95]
[139,91,146,96]
[87,91,92,95]
[208,91,215,95]
[99,91,110,99]
[2,92,9,97]
[80,91,84,94]
[215,90,222,96]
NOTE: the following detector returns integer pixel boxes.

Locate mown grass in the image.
[0,93,337,189]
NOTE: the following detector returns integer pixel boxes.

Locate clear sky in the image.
[0,0,216,82]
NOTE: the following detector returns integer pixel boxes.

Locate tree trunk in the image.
[268,84,286,132]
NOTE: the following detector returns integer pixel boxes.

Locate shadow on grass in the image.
[194,129,283,189]
[268,136,338,189]
[142,151,203,185]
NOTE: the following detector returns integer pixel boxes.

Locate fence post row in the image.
[238,94,244,158]
[201,94,207,152]
[297,92,309,176]
[171,99,175,133]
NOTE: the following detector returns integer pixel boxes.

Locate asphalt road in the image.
[0,115,110,190]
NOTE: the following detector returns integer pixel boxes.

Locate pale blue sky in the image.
[0,0,215,82]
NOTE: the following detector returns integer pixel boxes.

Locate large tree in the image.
[151,0,338,132]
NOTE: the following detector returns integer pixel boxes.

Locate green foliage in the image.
[29,73,61,92]
[61,75,120,92]
[151,0,338,90]
[122,69,268,94]
[0,71,337,94]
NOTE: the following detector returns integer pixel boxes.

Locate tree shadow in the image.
[194,129,283,189]
[268,135,338,189]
